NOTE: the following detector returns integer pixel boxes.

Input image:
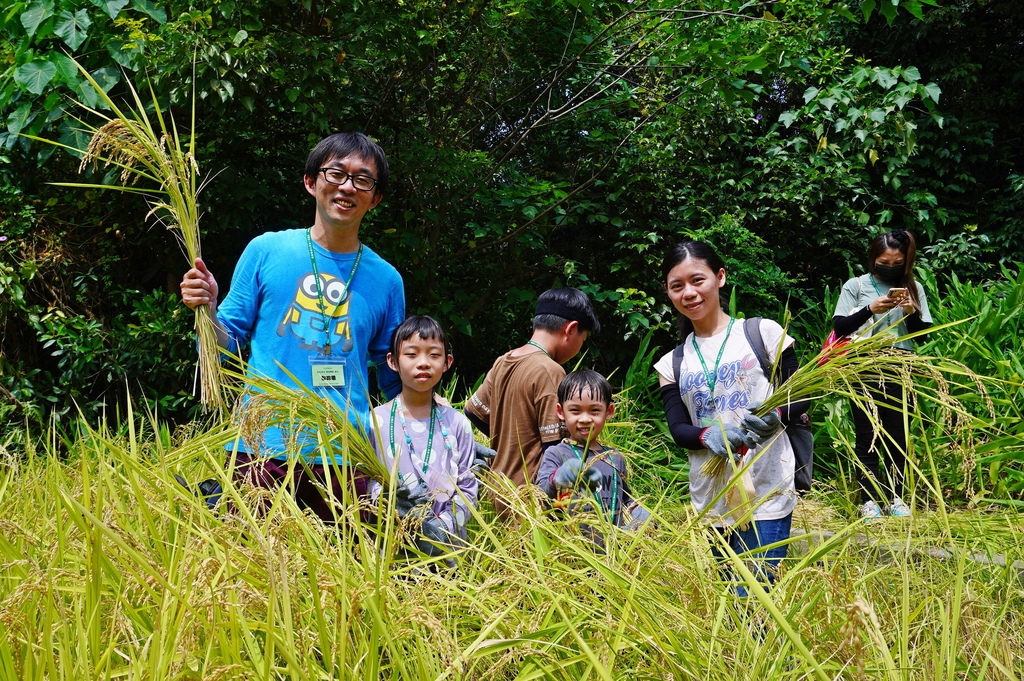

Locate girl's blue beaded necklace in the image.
[389,397,453,475]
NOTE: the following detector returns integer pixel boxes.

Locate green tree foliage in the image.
[0,0,974,428]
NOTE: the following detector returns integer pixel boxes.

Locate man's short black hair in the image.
[557,369,613,406]
[533,287,600,334]
[389,315,450,357]
[304,132,389,196]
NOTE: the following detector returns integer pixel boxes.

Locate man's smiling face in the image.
[304,154,383,234]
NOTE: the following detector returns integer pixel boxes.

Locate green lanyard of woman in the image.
[869,277,899,326]
[305,228,363,355]
[568,442,617,523]
[691,317,735,396]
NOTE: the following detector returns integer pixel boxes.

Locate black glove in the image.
[700,424,754,459]
[470,441,497,477]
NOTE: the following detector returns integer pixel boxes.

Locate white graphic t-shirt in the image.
[654,318,797,526]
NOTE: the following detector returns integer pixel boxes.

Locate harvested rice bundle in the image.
[27,60,224,409]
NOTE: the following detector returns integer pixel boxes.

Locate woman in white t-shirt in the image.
[654,241,808,589]
[832,229,932,520]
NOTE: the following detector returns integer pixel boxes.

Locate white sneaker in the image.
[888,497,912,517]
[859,501,884,521]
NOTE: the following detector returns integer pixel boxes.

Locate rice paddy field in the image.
[0,402,1021,681]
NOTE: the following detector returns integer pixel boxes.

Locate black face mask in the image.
[873,263,905,284]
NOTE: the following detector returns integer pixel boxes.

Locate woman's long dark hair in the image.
[867,229,920,309]
[661,241,727,341]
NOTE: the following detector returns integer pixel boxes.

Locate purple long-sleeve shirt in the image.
[369,400,478,538]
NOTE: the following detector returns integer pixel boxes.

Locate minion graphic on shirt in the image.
[277,272,353,352]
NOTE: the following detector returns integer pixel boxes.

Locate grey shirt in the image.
[834,274,932,351]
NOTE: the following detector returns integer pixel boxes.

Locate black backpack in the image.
[670,317,814,493]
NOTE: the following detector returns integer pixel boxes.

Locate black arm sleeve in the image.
[660,383,705,450]
[774,345,810,424]
[464,409,489,437]
[833,306,873,337]
[905,314,932,334]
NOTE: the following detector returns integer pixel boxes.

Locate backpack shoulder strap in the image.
[670,343,686,385]
[741,317,776,386]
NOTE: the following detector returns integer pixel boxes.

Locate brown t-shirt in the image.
[466,350,565,488]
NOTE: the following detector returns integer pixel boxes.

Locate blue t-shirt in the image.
[218,228,404,462]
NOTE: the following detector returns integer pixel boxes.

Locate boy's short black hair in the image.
[304,132,390,196]
[557,369,612,406]
[533,287,600,334]
[389,315,450,357]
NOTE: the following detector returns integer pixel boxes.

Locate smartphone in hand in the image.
[888,287,908,299]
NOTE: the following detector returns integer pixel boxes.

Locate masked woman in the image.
[832,229,932,519]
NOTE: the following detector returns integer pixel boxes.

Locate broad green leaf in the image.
[921,82,941,103]
[232,29,248,46]
[777,111,797,128]
[861,0,876,21]
[130,0,166,24]
[904,0,924,20]
[745,55,768,71]
[54,9,92,51]
[802,87,819,104]
[875,69,897,89]
[14,60,57,95]
[52,53,79,83]
[108,40,140,69]
[75,78,101,108]
[879,0,897,24]
[6,103,33,136]
[58,120,90,158]
[902,66,921,82]
[89,0,129,20]
[20,0,54,37]
[92,67,120,94]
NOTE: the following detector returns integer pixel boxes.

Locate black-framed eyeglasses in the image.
[318,167,377,191]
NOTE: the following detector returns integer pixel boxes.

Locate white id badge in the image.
[310,357,346,388]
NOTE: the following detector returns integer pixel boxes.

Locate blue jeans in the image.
[710,514,792,596]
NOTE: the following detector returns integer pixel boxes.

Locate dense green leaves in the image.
[1,0,1020,431]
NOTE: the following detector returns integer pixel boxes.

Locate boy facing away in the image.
[535,370,650,535]
[465,288,599,511]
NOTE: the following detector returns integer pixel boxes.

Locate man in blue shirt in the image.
[180,132,404,521]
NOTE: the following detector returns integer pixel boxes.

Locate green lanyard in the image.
[305,228,363,355]
[526,340,551,359]
[691,317,735,395]
[568,442,618,523]
[869,277,899,326]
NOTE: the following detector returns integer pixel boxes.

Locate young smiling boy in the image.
[535,370,650,534]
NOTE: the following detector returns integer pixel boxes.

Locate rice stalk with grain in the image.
[25,59,225,409]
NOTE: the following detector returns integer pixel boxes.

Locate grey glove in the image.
[623,503,651,531]
[470,441,497,477]
[741,402,783,440]
[700,424,753,459]
[553,458,602,491]
[394,482,431,518]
